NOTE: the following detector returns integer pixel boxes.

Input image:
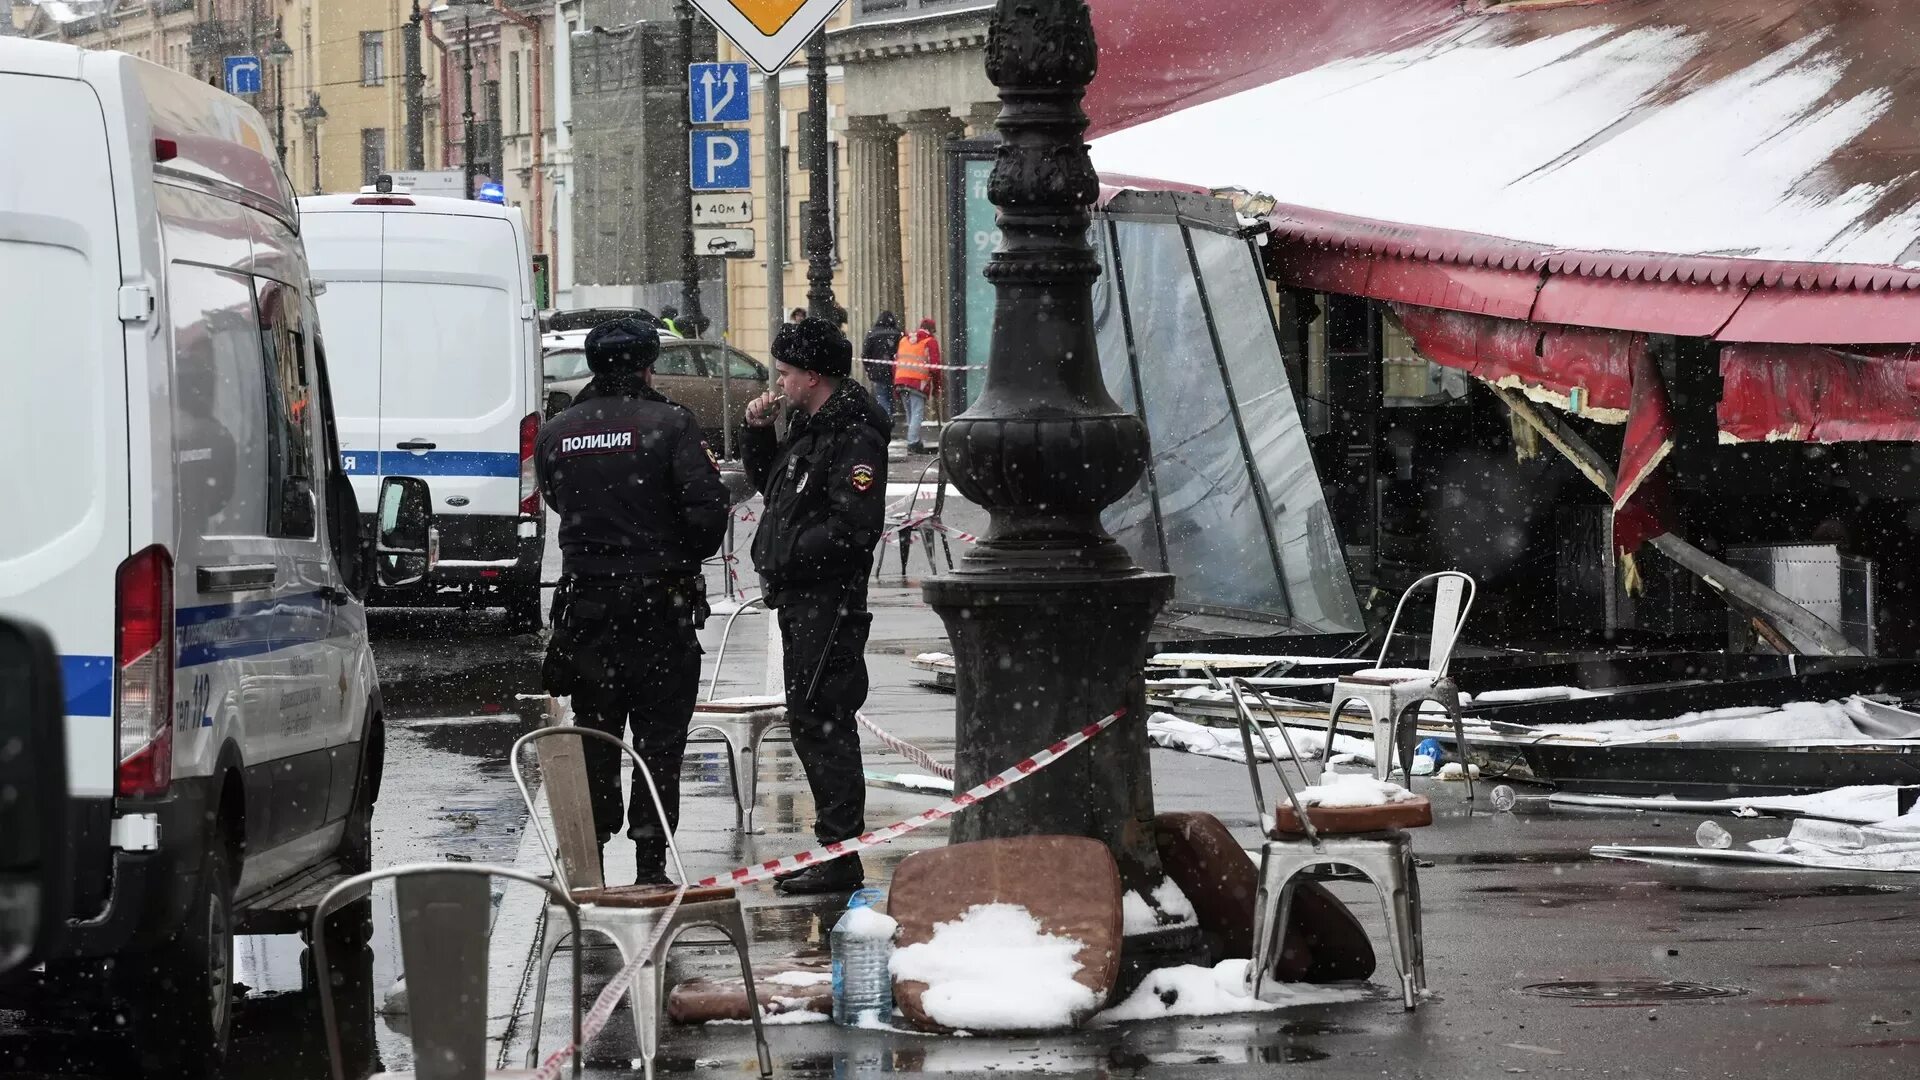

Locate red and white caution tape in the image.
[856,710,953,780]
[694,706,1126,889]
[529,887,685,1080]
[864,355,987,373]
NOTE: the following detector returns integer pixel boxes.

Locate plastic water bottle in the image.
[1695,820,1734,850]
[831,887,896,1027]
[1490,785,1519,813]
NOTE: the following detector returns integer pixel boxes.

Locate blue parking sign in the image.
[689,130,751,192]
[689,62,751,125]
[224,56,262,96]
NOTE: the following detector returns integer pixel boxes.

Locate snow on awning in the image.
[1089,3,1920,341]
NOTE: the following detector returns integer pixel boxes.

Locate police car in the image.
[0,40,384,1071]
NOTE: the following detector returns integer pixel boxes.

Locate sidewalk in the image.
[490,516,1920,1078]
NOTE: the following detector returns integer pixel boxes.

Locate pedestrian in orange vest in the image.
[895,318,940,453]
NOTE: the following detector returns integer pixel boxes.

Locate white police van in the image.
[0,40,384,1071]
[298,187,547,631]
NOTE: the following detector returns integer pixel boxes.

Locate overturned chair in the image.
[312,862,584,1080]
[1323,570,1477,800]
[511,724,773,1080]
[1231,678,1430,1010]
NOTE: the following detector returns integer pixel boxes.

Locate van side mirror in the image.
[0,616,71,983]
[376,476,435,588]
[545,390,573,419]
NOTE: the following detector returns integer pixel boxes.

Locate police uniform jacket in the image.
[535,379,729,579]
[743,379,890,596]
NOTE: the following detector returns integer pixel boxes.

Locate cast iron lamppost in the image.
[264,32,292,162]
[404,0,426,171]
[803,28,833,318]
[298,92,327,194]
[453,0,486,199]
[674,0,705,337]
[924,0,1189,966]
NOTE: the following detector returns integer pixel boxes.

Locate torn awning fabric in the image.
[1719,343,1920,444]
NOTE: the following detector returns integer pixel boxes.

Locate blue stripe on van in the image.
[339,450,520,478]
[175,592,337,668]
[61,655,113,718]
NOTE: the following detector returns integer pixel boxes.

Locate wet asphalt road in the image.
[6,470,1920,1078]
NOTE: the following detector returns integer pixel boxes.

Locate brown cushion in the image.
[666,955,832,1024]
[1271,795,1432,837]
[889,836,1122,1034]
[570,883,738,908]
[1154,812,1374,982]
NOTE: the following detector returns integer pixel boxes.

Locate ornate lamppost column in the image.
[924,0,1184,959]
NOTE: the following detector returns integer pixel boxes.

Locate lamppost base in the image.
[923,569,1173,874]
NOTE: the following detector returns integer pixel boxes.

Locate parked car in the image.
[299,183,547,631]
[542,332,767,449]
[0,40,383,1072]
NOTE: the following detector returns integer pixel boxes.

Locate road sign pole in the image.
[765,66,785,360]
[677,0,705,338]
[804,28,833,320]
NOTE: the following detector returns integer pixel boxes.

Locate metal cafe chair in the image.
[510,724,772,1080]
[1323,570,1477,801]
[1230,678,1431,1010]
[695,597,791,832]
[312,862,584,1080]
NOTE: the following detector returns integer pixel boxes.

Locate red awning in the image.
[1720,344,1920,444]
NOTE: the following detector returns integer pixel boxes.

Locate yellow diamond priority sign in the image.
[692,0,846,74]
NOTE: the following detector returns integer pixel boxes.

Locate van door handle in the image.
[197,564,278,593]
[395,440,437,451]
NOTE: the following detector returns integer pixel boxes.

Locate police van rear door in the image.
[304,209,386,514]
[376,210,525,528]
[0,66,131,914]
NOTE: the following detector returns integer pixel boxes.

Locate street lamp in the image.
[448,0,491,200]
[924,0,1192,972]
[264,33,293,163]
[297,92,327,194]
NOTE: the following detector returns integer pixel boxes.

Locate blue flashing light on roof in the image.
[477,181,507,205]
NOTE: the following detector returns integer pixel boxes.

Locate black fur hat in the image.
[584,317,660,376]
[772,316,852,379]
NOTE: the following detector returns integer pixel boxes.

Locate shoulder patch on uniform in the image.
[850,463,875,492]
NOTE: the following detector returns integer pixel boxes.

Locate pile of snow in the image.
[914,652,954,665]
[889,903,1096,1031]
[1467,685,1605,705]
[1121,879,1198,935]
[840,904,899,941]
[1091,959,1369,1025]
[884,772,956,794]
[1297,772,1418,809]
[764,970,832,988]
[1529,697,1920,746]
[1146,713,1375,765]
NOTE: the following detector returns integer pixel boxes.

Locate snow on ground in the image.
[1147,713,1375,765]
[888,903,1097,1032]
[1528,697,1920,745]
[1091,960,1370,1026]
[764,970,832,988]
[1092,23,1920,267]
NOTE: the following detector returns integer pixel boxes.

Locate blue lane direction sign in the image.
[690,130,751,192]
[224,55,262,96]
[689,61,751,125]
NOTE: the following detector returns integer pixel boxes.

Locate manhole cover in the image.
[1522,980,1745,1003]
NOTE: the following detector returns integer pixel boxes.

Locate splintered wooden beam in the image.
[1492,387,1860,658]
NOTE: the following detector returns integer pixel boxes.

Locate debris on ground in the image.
[1594,798,1920,872]
[1146,712,1374,765]
[1091,959,1369,1025]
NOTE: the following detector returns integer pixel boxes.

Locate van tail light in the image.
[115,545,174,799]
[520,411,541,517]
[352,196,415,206]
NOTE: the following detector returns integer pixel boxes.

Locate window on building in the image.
[509,51,522,135]
[360,128,386,186]
[361,31,385,87]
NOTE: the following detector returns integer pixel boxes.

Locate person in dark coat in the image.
[861,311,904,420]
[535,317,729,885]
[742,317,891,894]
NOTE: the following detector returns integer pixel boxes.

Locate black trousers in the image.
[775,582,872,846]
[547,577,703,869]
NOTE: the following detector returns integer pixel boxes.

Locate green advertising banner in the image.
[961,156,999,411]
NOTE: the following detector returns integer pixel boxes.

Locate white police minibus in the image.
[0,40,384,1071]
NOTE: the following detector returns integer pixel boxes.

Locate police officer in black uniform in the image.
[536,317,729,886]
[743,317,890,894]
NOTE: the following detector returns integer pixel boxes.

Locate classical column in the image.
[845,114,905,348]
[901,108,966,331]
[923,0,1191,976]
